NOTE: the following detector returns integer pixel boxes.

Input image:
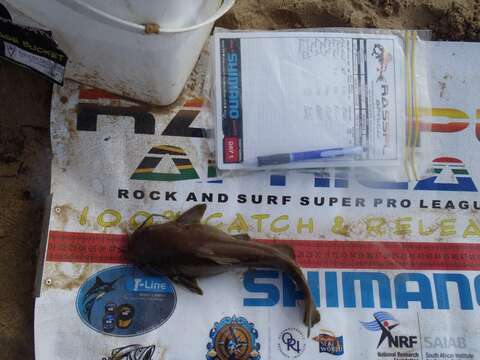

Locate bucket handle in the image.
[55,0,235,34]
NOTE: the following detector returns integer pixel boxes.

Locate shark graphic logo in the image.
[106,344,156,360]
[360,312,399,348]
[82,275,123,321]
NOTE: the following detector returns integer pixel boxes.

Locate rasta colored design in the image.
[131,145,199,181]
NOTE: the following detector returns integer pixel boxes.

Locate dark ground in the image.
[1,0,480,358]
[0,60,51,359]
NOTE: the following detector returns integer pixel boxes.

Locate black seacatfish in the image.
[127,204,321,336]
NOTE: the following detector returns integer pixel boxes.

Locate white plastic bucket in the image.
[80,0,221,29]
[3,0,235,105]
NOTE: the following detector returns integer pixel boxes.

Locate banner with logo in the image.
[35,39,480,360]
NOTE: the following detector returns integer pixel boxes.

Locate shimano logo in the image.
[226,53,240,119]
[243,270,479,310]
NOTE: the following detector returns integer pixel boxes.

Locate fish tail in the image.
[304,299,321,337]
[286,260,321,337]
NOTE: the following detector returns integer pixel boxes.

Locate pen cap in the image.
[257,153,291,166]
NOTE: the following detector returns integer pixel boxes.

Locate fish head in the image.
[127,222,184,266]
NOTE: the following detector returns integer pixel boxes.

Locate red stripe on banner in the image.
[184,98,203,108]
[78,88,123,100]
[47,231,128,264]
[261,240,480,271]
[46,231,480,270]
[433,157,463,163]
[422,122,469,133]
[78,89,203,109]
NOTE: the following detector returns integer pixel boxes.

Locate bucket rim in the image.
[55,0,235,34]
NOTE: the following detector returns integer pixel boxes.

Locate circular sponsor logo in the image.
[206,315,260,360]
[278,328,306,358]
[76,265,176,336]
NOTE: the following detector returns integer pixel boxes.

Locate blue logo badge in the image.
[76,265,176,336]
[206,315,260,360]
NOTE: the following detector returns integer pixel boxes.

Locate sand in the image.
[1,0,480,358]
[217,0,480,40]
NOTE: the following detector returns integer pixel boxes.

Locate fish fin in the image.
[231,233,252,241]
[196,250,241,265]
[204,255,241,266]
[175,204,207,224]
[177,265,227,277]
[171,275,203,295]
[273,244,296,260]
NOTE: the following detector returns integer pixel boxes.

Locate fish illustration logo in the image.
[82,275,123,321]
[360,311,399,348]
[106,344,156,360]
[371,44,392,82]
[206,315,261,360]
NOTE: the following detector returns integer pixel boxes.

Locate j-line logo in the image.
[360,312,418,349]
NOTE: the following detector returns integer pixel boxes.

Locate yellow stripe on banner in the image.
[418,107,470,119]
[153,145,186,154]
[134,168,155,174]
[411,31,420,180]
[404,31,413,181]
[176,165,193,170]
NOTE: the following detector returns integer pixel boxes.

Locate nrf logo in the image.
[360,312,418,349]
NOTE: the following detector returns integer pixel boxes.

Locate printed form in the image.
[213,31,406,170]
